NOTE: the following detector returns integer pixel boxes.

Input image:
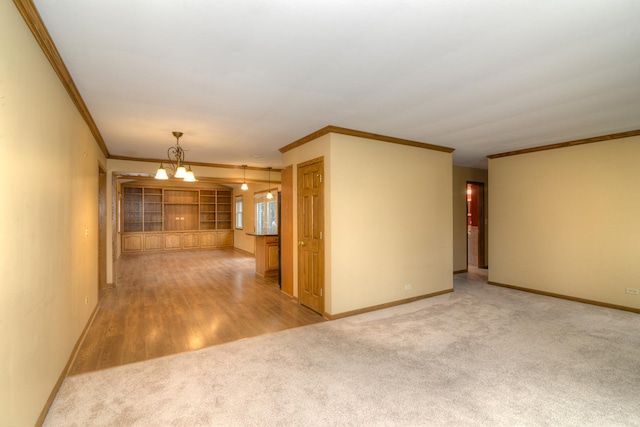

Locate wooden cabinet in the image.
[143,188,163,232]
[266,241,279,271]
[144,233,164,251]
[254,235,279,277]
[200,232,217,248]
[183,233,201,249]
[123,187,143,232]
[200,190,232,230]
[164,233,183,250]
[216,190,232,230]
[217,231,234,247]
[122,234,143,252]
[122,230,234,253]
[121,185,235,253]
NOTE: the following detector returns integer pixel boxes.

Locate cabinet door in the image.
[200,232,217,248]
[165,205,198,231]
[164,233,182,250]
[217,231,234,247]
[183,233,200,249]
[267,242,279,271]
[122,234,143,252]
[144,234,164,251]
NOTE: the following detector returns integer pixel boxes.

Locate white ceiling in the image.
[32,0,640,169]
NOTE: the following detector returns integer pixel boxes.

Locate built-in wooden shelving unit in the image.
[121,184,234,253]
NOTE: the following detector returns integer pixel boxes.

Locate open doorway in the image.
[466,182,485,269]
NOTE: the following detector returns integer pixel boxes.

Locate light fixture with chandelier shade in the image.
[241,165,248,191]
[155,131,196,181]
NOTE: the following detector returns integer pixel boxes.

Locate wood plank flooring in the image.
[69,248,324,376]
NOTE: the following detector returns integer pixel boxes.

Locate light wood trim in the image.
[297,156,325,169]
[13,0,109,158]
[487,129,640,160]
[35,302,100,426]
[280,166,294,296]
[487,281,640,314]
[297,158,325,314]
[324,289,454,320]
[279,125,455,154]
[98,166,107,290]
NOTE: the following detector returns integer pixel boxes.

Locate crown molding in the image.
[487,129,640,160]
[279,125,455,154]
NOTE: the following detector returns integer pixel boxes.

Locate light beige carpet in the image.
[44,272,640,426]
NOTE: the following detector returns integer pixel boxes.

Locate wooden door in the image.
[297,158,324,314]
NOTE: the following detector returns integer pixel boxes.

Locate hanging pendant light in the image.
[154,162,169,180]
[174,165,187,179]
[184,165,196,182]
[241,165,248,191]
[266,167,273,199]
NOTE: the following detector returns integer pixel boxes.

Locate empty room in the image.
[2,1,640,425]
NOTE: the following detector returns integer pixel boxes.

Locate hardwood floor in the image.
[69,248,324,376]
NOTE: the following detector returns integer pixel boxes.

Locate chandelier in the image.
[155,131,196,182]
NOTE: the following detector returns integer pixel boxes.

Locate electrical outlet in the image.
[405,284,412,290]
[84,296,89,304]
[626,288,639,295]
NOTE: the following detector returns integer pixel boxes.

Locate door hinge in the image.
[320,288,323,297]
[319,174,322,183]
[320,231,323,239]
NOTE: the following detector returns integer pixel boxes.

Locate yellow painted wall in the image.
[452,166,488,272]
[489,137,640,309]
[283,132,452,316]
[0,2,106,425]
[330,134,453,314]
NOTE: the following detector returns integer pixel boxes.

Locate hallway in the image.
[69,249,324,375]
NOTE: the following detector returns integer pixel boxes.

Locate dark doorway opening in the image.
[466,182,485,269]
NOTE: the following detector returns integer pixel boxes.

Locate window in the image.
[254,191,278,235]
[235,195,243,229]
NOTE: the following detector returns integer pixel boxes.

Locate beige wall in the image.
[283,132,452,316]
[452,166,489,272]
[0,3,106,425]
[330,135,453,314]
[489,137,640,310]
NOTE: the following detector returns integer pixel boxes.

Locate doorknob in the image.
[298,241,305,246]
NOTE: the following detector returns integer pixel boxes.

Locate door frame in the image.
[297,157,325,315]
[466,181,486,269]
[98,164,107,291]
